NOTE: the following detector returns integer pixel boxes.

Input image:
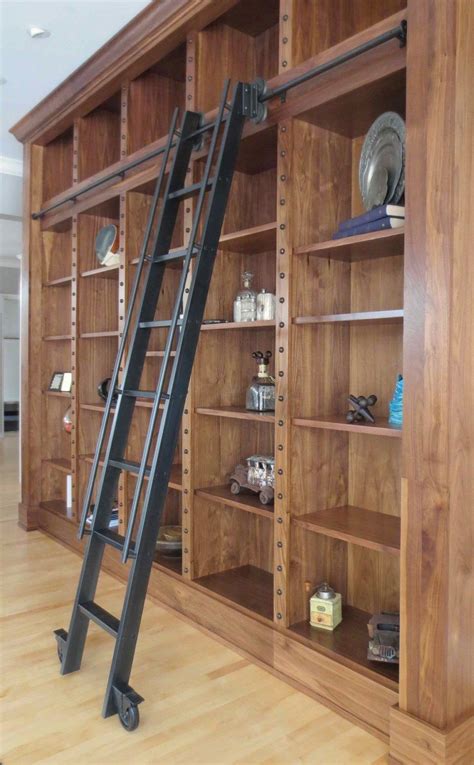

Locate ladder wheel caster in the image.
[118,704,139,732]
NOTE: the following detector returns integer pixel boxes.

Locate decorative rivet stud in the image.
[184,489,189,494]
[277,517,283,524]
[184,508,188,513]
[280,248,285,254]
[277,541,283,548]
[278,493,283,499]
[277,565,282,572]
[279,297,285,303]
[280,175,286,181]
[283,37,288,43]
[278,444,283,451]
[184,567,189,573]
[280,224,286,230]
[184,528,188,534]
[184,409,189,415]
[184,448,189,454]
[279,347,284,353]
[277,613,282,620]
[281,126,287,133]
[278,420,284,426]
[282,14,288,20]
[279,322,285,328]
[279,272,285,279]
[277,588,283,595]
[278,371,284,377]
[184,548,188,554]
[282,61,288,67]
[280,198,285,205]
[278,468,283,475]
[280,150,286,157]
[184,429,189,434]
[184,469,189,475]
[187,94,192,100]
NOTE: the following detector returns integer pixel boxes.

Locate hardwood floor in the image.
[0,433,389,764]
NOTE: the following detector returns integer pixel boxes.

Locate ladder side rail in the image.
[58,111,198,676]
[82,109,201,541]
[121,81,231,562]
[78,109,180,538]
[102,83,248,716]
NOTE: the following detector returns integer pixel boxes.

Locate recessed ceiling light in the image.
[28,26,51,39]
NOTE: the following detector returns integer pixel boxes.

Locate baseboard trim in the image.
[18,502,38,530]
[390,706,474,764]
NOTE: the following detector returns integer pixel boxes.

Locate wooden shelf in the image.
[43,457,72,475]
[294,229,404,262]
[289,606,399,688]
[80,331,119,339]
[294,310,403,326]
[293,506,400,555]
[44,275,72,287]
[40,500,75,524]
[201,320,275,331]
[43,335,72,342]
[44,390,71,399]
[219,222,277,253]
[194,565,273,621]
[293,416,402,438]
[146,350,176,358]
[196,485,274,520]
[80,403,114,413]
[196,406,275,424]
[80,265,119,279]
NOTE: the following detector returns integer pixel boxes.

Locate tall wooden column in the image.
[391,1,474,762]
[18,143,43,530]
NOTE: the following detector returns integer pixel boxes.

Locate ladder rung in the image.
[186,116,227,142]
[78,601,120,638]
[94,528,136,558]
[109,458,152,477]
[139,320,182,329]
[168,178,214,201]
[153,245,199,265]
[119,389,170,400]
[120,389,155,400]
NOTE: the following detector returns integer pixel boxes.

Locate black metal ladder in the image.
[54,80,252,731]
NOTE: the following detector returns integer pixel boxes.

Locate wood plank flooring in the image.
[0,434,389,764]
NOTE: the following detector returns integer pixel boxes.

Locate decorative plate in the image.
[359,112,406,211]
[95,224,120,267]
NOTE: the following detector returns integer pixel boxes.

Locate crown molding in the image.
[9,0,237,147]
[0,156,23,177]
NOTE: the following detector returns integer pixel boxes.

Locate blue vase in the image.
[388,374,403,427]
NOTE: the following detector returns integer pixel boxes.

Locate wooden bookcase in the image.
[12,1,473,761]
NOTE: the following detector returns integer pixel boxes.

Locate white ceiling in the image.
[0,0,150,268]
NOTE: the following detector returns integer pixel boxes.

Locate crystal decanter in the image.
[234,271,257,322]
[246,351,275,412]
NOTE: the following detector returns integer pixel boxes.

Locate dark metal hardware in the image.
[260,22,407,104]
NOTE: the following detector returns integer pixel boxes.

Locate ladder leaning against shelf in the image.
[54,79,259,731]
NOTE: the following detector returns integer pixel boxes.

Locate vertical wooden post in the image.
[391,1,474,762]
[18,143,43,530]
[182,30,199,581]
[274,118,294,626]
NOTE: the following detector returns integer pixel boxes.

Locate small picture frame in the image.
[49,372,64,391]
[61,372,72,392]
